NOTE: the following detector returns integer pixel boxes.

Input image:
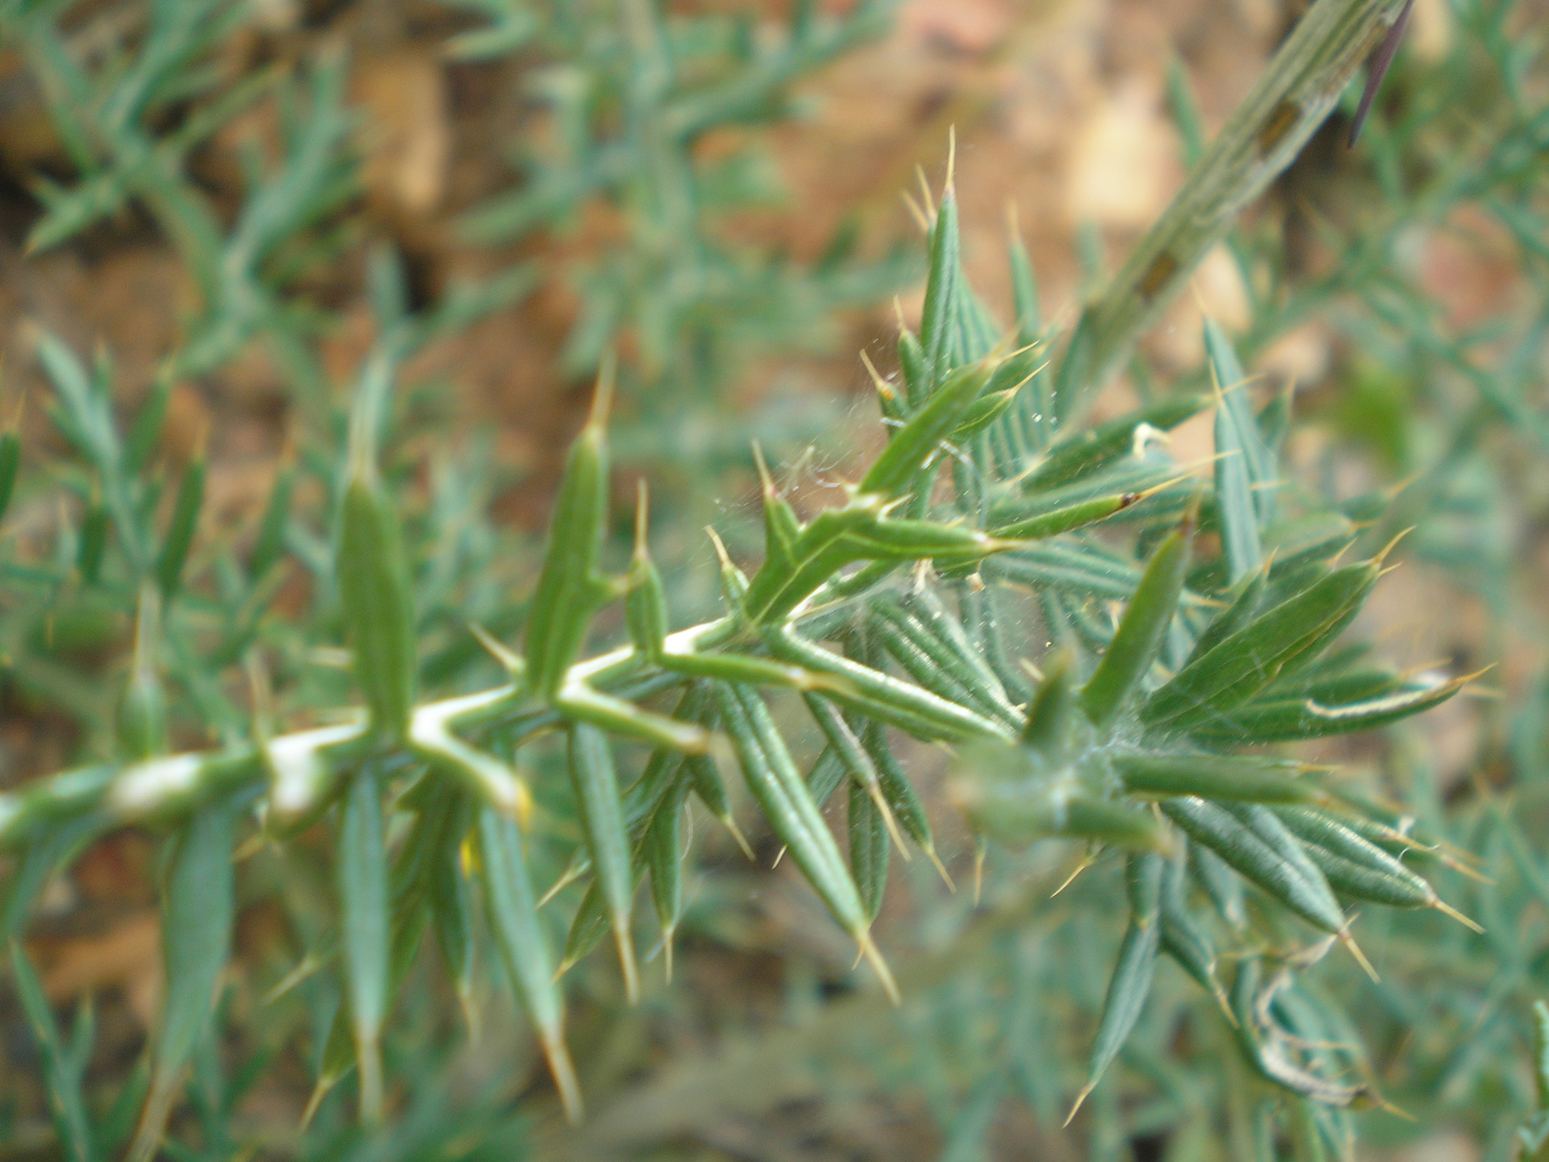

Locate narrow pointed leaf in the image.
[1021,395,1207,493]
[250,457,295,579]
[525,377,612,697]
[338,473,417,739]
[1114,752,1320,805]
[1271,806,1436,909]
[713,683,868,940]
[338,768,389,1122]
[1161,797,1344,933]
[11,944,94,1162]
[476,807,581,1121]
[768,629,1009,742]
[0,429,19,526]
[860,360,993,499]
[1080,526,1192,728]
[848,779,890,921]
[129,800,236,1162]
[919,192,961,384]
[1141,560,1378,730]
[645,783,688,977]
[1072,854,1163,1116]
[156,452,204,603]
[1190,670,1469,742]
[568,724,640,1000]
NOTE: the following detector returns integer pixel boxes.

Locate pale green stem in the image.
[1062,0,1412,414]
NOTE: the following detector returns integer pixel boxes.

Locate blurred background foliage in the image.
[0,0,1545,1159]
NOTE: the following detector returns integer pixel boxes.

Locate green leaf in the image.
[1270,806,1441,911]
[476,807,581,1122]
[0,428,20,526]
[1007,214,1041,343]
[338,767,389,1123]
[1160,798,1344,933]
[847,777,890,922]
[859,360,994,499]
[1204,319,1275,520]
[525,372,615,697]
[1205,320,1274,582]
[897,327,929,408]
[1140,560,1379,731]
[919,191,962,388]
[1019,394,1207,493]
[714,681,896,998]
[155,451,204,604]
[338,472,417,740]
[11,943,95,1162]
[768,628,1009,742]
[1182,566,1266,666]
[1020,647,1078,754]
[862,719,946,875]
[76,496,109,584]
[1079,525,1192,729]
[129,800,236,1162]
[429,809,478,1022]
[1157,846,1228,1012]
[568,724,640,1001]
[644,782,689,980]
[869,601,1016,729]
[626,485,669,663]
[1113,752,1321,805]
[1189,669,1470,742]
[1069,854,1163,1120]
[249,455,295,579]
[990,486,1162,542]
[987,539,1177,603]
[1190,841,1246,930]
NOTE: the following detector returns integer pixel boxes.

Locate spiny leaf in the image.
[11,944,94,1162]
[859,360,994,499]
[569,724,640,1001]
[155,445,204,604]
[476,807,581,1121]
[525,368,615,697]
[918,188,961,387]
[1114,752,1322,806]
[1141,559,1379,731]
[129,799,236,1162]
[1161,797,1345,934]
[714,681,897,1000]
[626,484,669,663]
[644,782,689,980]
[338,471,417,740]
[1189,669,1473,742]
[0,427,20,527]
[1068,854,1163,1122]
[338,767,390,1123]
[848,777,890,921]
[1019,394,1208,493]
[1079,523,1192,729]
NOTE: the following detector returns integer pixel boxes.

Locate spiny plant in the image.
[1,0,1533,1157]
[9,249,1478,1151]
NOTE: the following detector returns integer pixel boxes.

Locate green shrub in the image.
[2,1,1546,1158]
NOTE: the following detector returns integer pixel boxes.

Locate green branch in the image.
[1060,0,1413,413]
